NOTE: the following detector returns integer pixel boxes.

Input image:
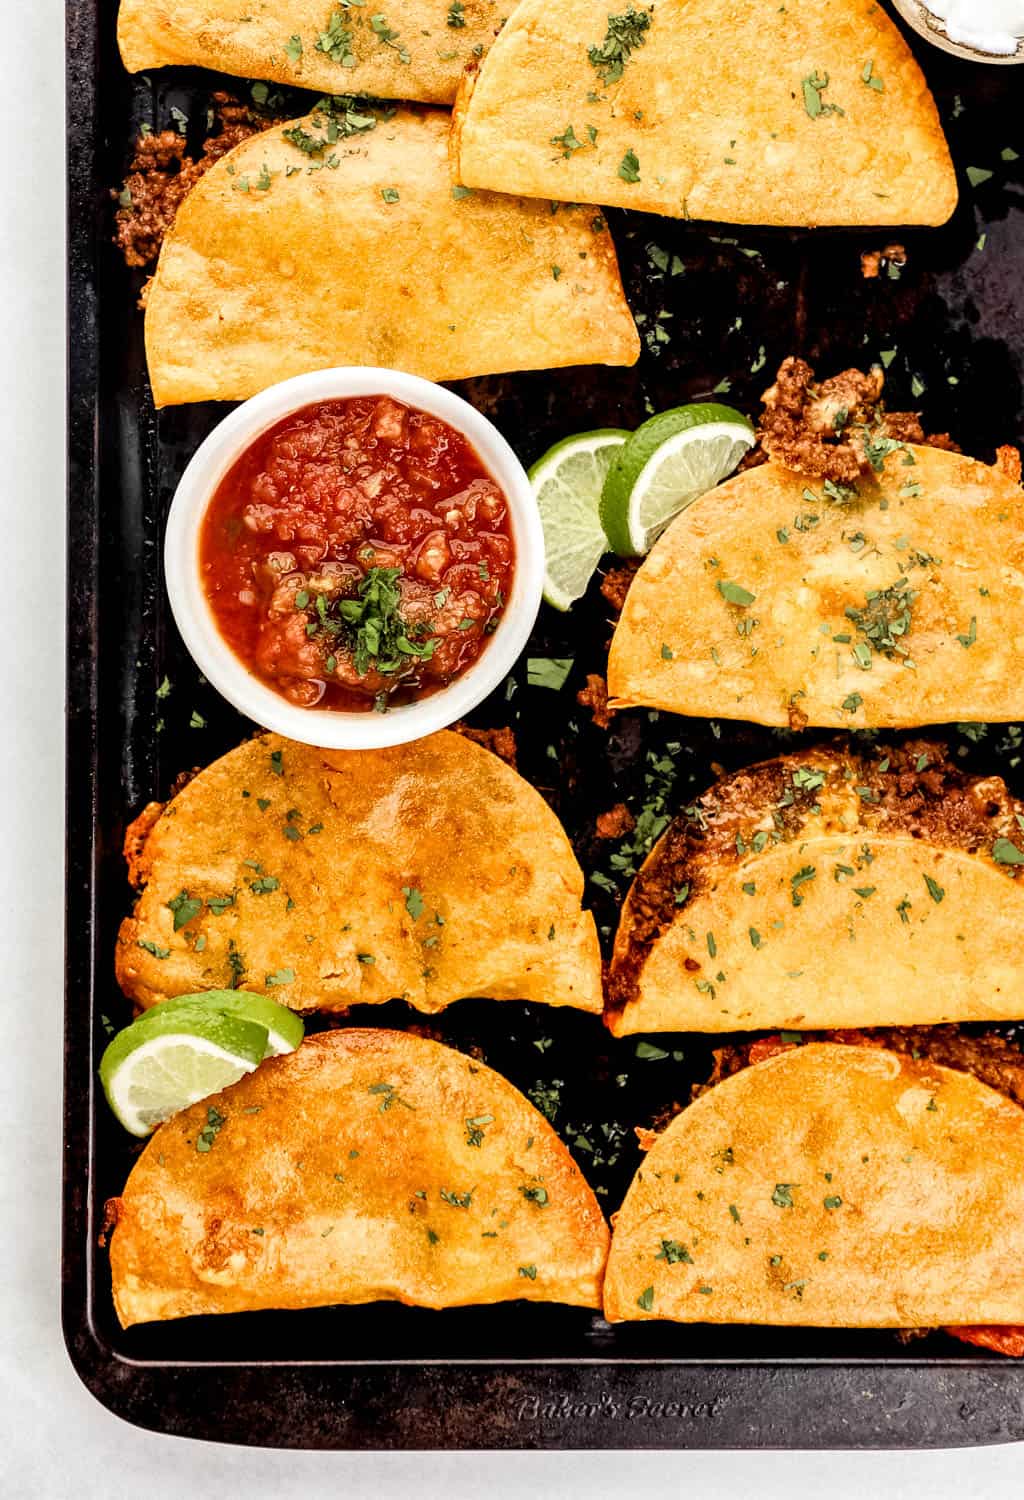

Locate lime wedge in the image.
[132,989,304,1058]
[100,1007,270,1137]
[530,428,630,610]
[599,404,754,556]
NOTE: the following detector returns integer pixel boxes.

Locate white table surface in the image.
[3,4,1022,1493]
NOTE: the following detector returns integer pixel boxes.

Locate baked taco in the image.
[604,1038,1024,1355]
[118,0,500,107]
[606,438,1024,728]
[116,730,603,1015]
[107,1029,609,1325]
[606,742,1024,1036]
[453,0,956,226]
[143,105,638,406]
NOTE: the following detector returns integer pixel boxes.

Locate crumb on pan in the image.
[600,561,641,613]
[860,242,907,279]
[596,803,635,840]
[577,673,612,729]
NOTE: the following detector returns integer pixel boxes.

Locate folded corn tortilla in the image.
[144,105,639,406]
[117,730,603,1015]
[604,1042,1024,1328]
[606,743,1024,1036]
[607,444,1024,728]
[109,1028,609,1325]
[118,0,501,106]
[453,0,957,226]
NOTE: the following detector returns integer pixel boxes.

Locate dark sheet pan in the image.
[65,0,1024,1447]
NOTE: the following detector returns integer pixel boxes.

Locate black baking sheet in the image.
[64,0,1024,1447]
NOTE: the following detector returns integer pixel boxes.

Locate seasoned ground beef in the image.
[577,672,612,729]
[752,356,960,483]
[452,723,517,768]
[596,803,635,840]
[600,561,640,613]
[699,1026,1024,1109]
[112,95,260,272]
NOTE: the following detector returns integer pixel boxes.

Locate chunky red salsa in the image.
[199,396,515,712]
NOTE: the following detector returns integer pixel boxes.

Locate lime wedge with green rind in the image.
[132,989,304,1057]
[100,1007,270,1137]
[599,403,754,556]
[530,428,630,610]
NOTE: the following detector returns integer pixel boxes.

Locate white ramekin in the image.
[163,368,544,750]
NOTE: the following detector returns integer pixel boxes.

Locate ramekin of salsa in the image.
[164,369,544,749]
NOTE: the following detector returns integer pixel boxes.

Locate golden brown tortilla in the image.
[144,106,639,406]
[118,0,499,106]
[607,444,1024,727]
[116,730,603,1015]
[606,743,1024,1036]
[604,1042,1024,1327]
[453,0,957,226]
[109,1029,610,1326]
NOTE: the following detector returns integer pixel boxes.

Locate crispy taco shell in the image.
[607,445,1024,727]
[108,1029,609,1325]
[607,744,1024,1036]
[604,1042,1024,1327]
[116,730,602,1015]
[453,0,956,226]
[144,107,638,406]
[118,0,500,106]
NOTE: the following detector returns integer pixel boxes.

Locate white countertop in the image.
[3,2,1022,1492]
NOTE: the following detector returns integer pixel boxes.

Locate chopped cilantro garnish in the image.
[957,616,977,649]
[315,9,355,65]
[464,1113,494,1148]
[802,70,843,119]
[440,1187,473,1208]
[993,837,1024,866]
[618,148,641,183]
[790,866,816,907]
[137,939,170,959]
[196,1105,226,1153]
[587,6,650,86]
[655,1239,692,1264]
[846,581,915,663]
[167,890,202,930]
[860,58,883,91]
[635,1041,670,1061]
[368,1081,416,1112]
[717,579,756,606]
[370,11,411,61]
[551,124,586,157]
[526,656,573,691]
